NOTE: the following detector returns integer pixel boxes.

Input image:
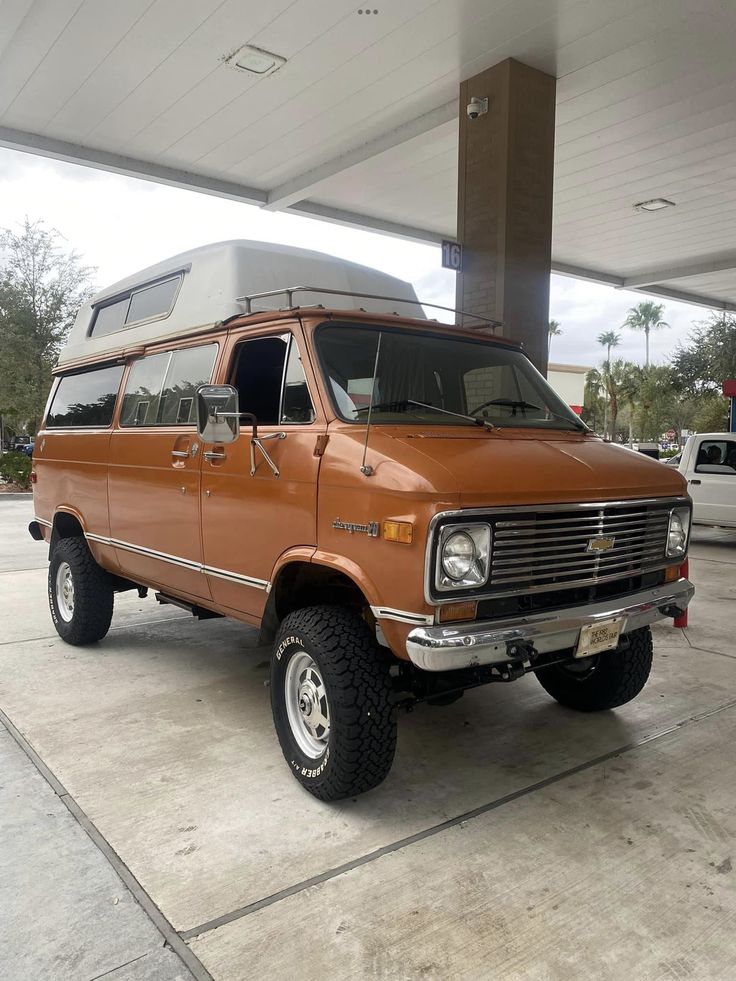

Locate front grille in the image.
[488,502,672,595]
[428,499,685,602]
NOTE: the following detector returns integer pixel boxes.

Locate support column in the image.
[456,58,556,374]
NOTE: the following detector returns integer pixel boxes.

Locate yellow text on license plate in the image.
[575,618,624,658]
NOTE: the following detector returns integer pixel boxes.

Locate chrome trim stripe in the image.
[33,515,52,528]
[84,534,269,590]
[205,565,270,590]
[424,497,691,605]
[371,606,434,626]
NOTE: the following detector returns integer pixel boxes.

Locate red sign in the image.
[723,379,736,397]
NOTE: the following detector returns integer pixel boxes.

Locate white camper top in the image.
[58,239,424,367]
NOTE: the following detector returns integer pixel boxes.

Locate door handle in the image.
[171,450,189,458]
[204,450,226,461]
[689,479,701,485]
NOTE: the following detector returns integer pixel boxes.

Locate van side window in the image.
[120,344,217,427]
[282,337,316,424]
[231,335,315,426]
[158,345,218,425]
[90,274,182,337]
[46,364,124,428]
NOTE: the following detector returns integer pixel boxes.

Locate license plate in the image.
[575,618,624,658]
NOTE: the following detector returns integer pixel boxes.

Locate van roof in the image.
[58,239,425,367]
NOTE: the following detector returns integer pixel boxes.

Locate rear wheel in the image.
[535,626,653,712]
[271,605,397,801]
[48,536,114,645]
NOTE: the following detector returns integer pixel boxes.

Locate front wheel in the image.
[535,626,653,712]
[271,606,397,801]
[49,536,114,645]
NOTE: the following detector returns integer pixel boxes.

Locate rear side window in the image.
[46,364,124,428]
[90,274,182,337]
[120,344,217,427]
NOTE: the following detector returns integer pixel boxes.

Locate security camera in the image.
[466,96,488,120]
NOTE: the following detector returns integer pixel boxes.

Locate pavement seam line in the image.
[0,614,192,648]
[180,695,736,942]
[680,629,736,660]
[88,950,150,980]
[0,706,214,981]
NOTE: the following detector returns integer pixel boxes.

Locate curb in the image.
[0,493,33,500]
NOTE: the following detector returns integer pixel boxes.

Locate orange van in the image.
[29,241,694,800]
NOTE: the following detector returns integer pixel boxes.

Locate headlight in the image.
[666,507,690,557]
[437,524,491,591]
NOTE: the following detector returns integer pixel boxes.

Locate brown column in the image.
[456,58,556,374]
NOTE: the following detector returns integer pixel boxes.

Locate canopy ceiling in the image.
[2,0,736,310]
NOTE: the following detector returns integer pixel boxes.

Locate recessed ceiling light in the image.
[634,198,676,212]
[225,44,286,77]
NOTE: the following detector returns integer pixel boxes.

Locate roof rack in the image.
[235,285,503,330]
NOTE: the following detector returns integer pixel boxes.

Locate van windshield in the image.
[316,323,584,432]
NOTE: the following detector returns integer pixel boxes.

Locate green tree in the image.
[597,330,621,369]
[632,364,677,441]
[672,313,736,396]
[583,367,605,433]
[0,218,93,434]
[623,300,668,367]
[603,359,639,440]
[548,319,562,358]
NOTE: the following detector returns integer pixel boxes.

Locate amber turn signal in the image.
[382,520,413,544]
[664,565,681,582]
[438,600,477,623]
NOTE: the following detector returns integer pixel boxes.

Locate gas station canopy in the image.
[2,0,736,311]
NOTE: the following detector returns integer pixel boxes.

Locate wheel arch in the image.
[49,507,87,554]
[260,556,374,644]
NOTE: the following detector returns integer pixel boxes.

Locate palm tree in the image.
[597,331,621,436]
[548,320,562,358]
[623,301,668,368]
[597,330,621,369]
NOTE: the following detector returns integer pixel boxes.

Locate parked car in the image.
[28,241,694,800]
[22,441,35,457]
[677,433,736,527]
[10,436,31,453]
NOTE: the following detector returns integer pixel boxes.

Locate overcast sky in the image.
[0,146,710,369]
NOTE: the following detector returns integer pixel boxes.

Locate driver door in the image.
[200,327,324,617]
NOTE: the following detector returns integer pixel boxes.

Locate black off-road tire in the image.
[48,536,114,645]
[271,605,397,801]
[535,626,653,712]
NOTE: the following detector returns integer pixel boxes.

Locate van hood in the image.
[386,428,688,506]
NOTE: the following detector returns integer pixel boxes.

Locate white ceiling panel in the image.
[2,0,736,308]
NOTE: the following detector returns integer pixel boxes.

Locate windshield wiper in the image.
[407,399,495,429]
[356,399,494,429]
[480,398,586,431]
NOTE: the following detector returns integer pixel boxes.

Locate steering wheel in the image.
[467,399,502,416]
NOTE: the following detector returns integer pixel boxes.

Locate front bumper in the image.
[405,578,694,672]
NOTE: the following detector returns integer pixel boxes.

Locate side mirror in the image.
[196,385,240,444]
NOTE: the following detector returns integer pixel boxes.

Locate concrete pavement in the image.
[1,496,735,980]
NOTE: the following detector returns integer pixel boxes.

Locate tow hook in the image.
[660,603,686,619]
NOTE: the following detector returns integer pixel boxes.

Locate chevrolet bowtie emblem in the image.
[587,536,615,552]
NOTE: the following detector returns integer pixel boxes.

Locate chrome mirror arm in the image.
[251,432,286,477]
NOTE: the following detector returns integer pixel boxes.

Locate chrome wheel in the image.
[284,651,330,759]
[55,561,75,622]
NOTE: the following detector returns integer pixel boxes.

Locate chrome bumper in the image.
[405,578,694,672]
